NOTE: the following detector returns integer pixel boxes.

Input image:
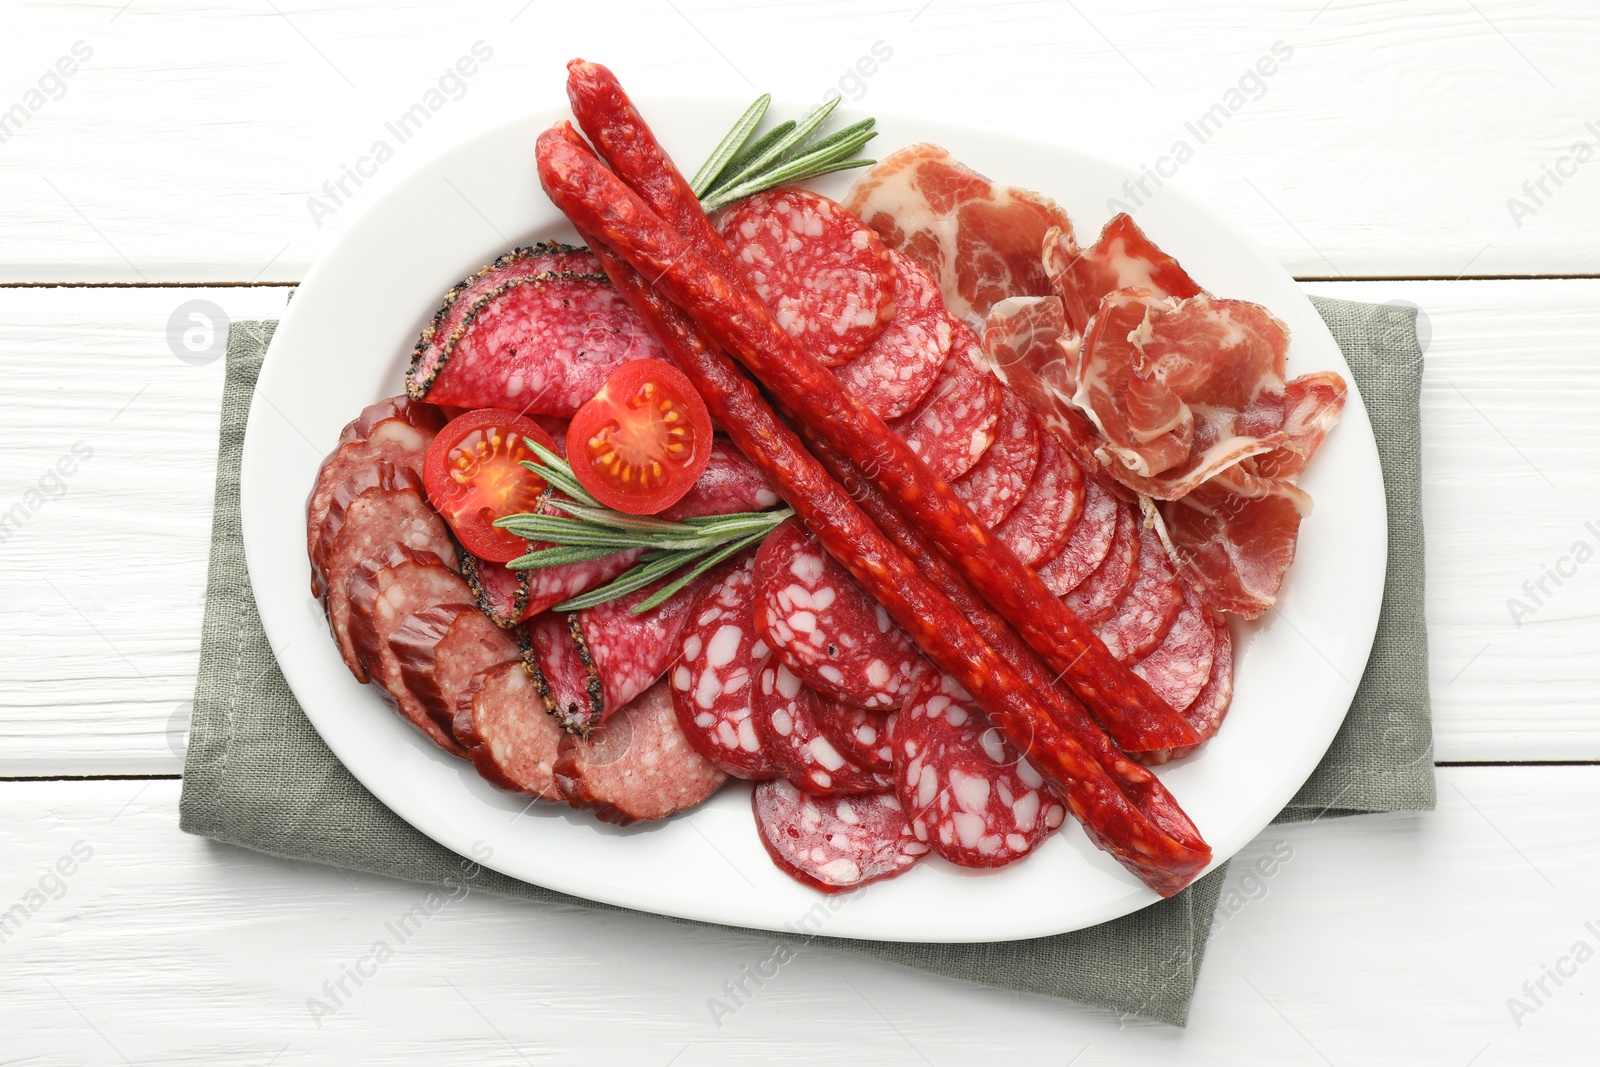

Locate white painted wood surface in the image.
[2,769,1593,1064]
[2,0,1597,1059]
[1,0,1597,282]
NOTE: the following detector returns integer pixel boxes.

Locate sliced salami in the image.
[308,398,443,596]
[1036,475,1119,596]
[888,323,1003,481]
[1062,501,1138,626]
[312,462,428,598]
[833,250,951,419]
[389,603,522,733]
[952,391,1041,528]
[1136,614,1233,766]
[460,548,641,628]
[408,263,668,416]
[754,663,894,796]
[993,431,1084,566]
[714,188,896,367]
[752,778,927,893]
[522,610,603,733]
[345,545,473,756]
[454,660,568,799]
[1132,585,1218,714]
[815,704,895,775]
[658,436,780,521]
[577,577,702,723]
[669,552,779,780]
[894,671,1066,869]
[554,681,728,825]
[324,483,457,682]
[1097,525,1185,664]
[753,519,920,710]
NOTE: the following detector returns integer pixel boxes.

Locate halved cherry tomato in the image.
[422,409,555,563]
[567,359,714,515]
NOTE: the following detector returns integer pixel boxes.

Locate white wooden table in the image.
[3,2,1596,1062]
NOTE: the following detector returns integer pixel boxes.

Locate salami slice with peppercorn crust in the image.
[406,250,669,416]
[669,551,780,780]
[753,778,927,893]
[753,519,921,711]
[576,576,703,721]
[833,250,952,419]
[554,680,728,826]
[523,610,604,734]
[713,188,897,367]
[454,660,568,799]
[753,662,895,796]
[894,670,1067,868]
[460,549,642,629]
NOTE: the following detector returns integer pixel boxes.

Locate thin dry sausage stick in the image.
[548,86,1196,752]
[563,217,1211,895]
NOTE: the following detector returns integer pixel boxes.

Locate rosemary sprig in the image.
[695,95,878,212]
[495,437,789,613]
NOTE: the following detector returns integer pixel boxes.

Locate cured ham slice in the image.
[1044,214,1202,335]
[843,144,1074,328]
[1160,478,1313,619]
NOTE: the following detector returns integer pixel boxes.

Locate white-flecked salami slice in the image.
[523,610,602,734]
[669,552,779,780]
[1036,475,1119,596]
[454,661,565,799]
[952,390,1042,528]
[345,545,473,756]
[752,778,927,893]
[888,321,1003,481]
[714,188,897,367]
[1096,525,1185,664]
[577,577,702,724]
[1135,613,1233,766]
[324,482,458,682]
[833,250,951,419]
[815,704,895,775]
[753,519,921,710]
[993,430,1084,566]
[754,662,894,796]
[461,548,642,629]
[1132,585,1218,713]
[554,681,728,826]
[390,603,522,735]
[893,671,1066,869]
[1061,500,1138,626]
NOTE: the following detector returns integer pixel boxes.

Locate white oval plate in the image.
[242,98,1386,943]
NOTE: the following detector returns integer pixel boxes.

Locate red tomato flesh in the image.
[422,408,555,563]
[568,359,713,515]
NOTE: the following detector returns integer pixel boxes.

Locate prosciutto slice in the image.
[842,144,1074,329]
[1044,213,1202,335]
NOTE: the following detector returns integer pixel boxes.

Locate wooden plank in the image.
[0,767,1590,1061]
[0,1,1596,282]
[0,279,1596,771]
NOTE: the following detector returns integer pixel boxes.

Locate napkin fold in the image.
[181,296,1433,1026]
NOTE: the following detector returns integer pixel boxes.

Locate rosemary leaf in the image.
[690,94,771,197]
[709,97,840,196]
[714,120,795,192]
[505,544,621,571]
[774,117,876,166]
[541,498,697,533]
[553,546,715,611]
[630,529,770,614]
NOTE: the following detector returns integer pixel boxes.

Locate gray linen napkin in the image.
[181,296,1432,1026]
